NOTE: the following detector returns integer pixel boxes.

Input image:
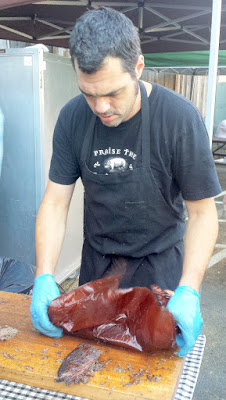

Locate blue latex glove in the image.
[30,274,63,338]
[167,285,203,357]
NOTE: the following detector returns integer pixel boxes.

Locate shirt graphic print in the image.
[88,112,141,175]
[92,147,137,174]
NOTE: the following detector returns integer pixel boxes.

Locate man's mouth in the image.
[98,114,117,122]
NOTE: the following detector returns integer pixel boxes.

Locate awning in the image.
[0,0,225,139]
[0,0,225,53]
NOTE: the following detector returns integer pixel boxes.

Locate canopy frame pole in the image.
[205,0,222,144]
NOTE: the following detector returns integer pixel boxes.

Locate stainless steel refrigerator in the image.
[0,46,84,283]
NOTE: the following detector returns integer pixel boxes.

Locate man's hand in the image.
[30,274,63,338]
[167,285,203,357]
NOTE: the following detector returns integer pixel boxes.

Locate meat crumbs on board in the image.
[0,325,18,342]
[56,343,102,386]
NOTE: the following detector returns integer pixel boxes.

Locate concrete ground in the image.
[193,164,226,400]
[60,163,226,400]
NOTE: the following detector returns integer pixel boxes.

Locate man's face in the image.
[74,56,143,127]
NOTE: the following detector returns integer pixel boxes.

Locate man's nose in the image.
[94,97,110,114]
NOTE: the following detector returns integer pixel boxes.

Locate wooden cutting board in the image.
[0,291,184,400]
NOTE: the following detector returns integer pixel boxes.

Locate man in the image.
[30,8,221,357]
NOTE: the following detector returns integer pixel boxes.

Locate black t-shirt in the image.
[49,83,221,205]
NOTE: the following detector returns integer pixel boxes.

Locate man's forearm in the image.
[35,180,75,277]
[179,199,219,293]
[35,200,68,277]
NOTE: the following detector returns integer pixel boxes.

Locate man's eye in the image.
[110,92,120,97]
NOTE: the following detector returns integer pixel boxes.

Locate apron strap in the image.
[80,112,96,167]
[139,80,151,167]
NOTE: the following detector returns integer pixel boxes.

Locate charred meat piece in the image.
[56,343,102,386]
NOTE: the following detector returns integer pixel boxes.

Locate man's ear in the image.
[135,55,145,79]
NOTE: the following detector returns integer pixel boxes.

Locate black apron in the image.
[79,81,185,290]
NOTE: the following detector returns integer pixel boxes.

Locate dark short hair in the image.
[70,7,141,78]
